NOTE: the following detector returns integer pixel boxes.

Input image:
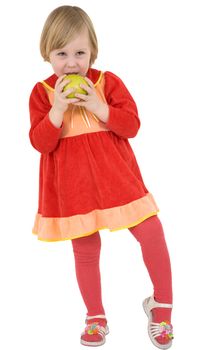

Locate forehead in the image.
[62,28,90,50]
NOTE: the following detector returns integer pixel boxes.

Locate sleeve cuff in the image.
[45,114,63,134]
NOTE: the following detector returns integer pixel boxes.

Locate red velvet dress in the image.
[29,68,159,241]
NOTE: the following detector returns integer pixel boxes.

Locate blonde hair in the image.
[40,5,98,65]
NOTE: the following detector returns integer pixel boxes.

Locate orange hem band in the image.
[32,193,159,242]
[32,211,158,242]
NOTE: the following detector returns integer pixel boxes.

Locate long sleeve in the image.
[104,71,140,138]
[29,82,63,154]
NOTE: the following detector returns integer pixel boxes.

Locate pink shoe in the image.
[80,315,109,347]
[143,295,174,349]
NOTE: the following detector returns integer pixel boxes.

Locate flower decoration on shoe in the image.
[159,321,174,340]
[85,322,100,335]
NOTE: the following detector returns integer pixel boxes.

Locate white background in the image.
[0,0,219,349]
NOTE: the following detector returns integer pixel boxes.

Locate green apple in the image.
[63,74,89,98]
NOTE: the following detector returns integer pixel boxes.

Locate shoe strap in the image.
[147,295,173,313]
[86,314,106,321]
[82,323,108,338]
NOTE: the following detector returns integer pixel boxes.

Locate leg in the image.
[71,231,105,317]
[72,232,108,346]
[129,215,173,324]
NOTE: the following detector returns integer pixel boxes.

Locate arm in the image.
[104,71,140,138]
[29,82,63,154]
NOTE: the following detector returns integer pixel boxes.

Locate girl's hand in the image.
[73,77,109,123]
[53,75,80,113]
[49,75,81,128]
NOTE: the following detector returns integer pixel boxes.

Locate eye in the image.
[57,52,66,56]
[76,51,85,56]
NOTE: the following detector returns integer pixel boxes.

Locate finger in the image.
[67,98,81,104]
[61,87,76,98]
[58,79,72,93]
[84,77,94,88]
[73,100,87,107]
[80,83,93,94]
[55,74,67,89]
[75,93,89,100]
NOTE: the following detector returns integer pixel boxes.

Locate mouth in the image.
[66,72,79,75]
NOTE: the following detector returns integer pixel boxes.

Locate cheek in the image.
[52,60,61,68]
[82,57,91,70]
[51,61,64,75]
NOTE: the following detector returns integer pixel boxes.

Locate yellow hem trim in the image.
[32,211,159,242]
[109,211,159,232]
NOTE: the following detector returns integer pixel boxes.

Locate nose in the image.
[67,56,77,68]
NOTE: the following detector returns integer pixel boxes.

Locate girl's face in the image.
[49,28,91,77]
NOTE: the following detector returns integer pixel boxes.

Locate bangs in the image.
[46,23,85,57]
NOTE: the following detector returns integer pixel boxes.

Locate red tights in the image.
[71,215,172,323]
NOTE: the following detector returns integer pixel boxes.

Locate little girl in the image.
[29,5,174,349]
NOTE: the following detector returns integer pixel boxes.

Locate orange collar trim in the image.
[41,80,54,91]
